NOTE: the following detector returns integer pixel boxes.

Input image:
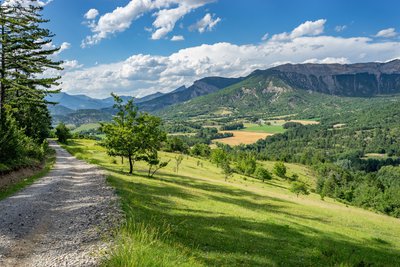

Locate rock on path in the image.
[0,141,121,267]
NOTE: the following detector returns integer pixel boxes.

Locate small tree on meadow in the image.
[254,166,272,182]
[210,148,228,167]
[55,123,71,144]
[101,94,167,174]
[290,182,310,197]
[174,154,184,173]
[273,162,287,178]
[221,160,233,181]
[144,151,170,177]
[101,94,140,174]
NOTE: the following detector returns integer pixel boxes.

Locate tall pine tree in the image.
[0,0,62,139]
[0,0,62,169]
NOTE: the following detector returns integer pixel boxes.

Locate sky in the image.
[11,0,400,98]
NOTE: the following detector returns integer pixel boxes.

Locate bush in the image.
[289,173,299,181]
[0,114,30,165]
[55,122,72,144]
[220,122,244,131]
[273,162,287,178]
[290,182,310,197]
[236,156,257,176]
[282,122,303,129]
[190,143,211,157]
[0,113,46,172]
[254,166,272,182]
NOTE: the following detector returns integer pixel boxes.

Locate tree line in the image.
[0,1,61,173]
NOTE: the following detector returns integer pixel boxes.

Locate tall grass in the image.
[104,217,200,267]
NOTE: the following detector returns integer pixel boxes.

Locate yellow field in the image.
[214,130,272,145]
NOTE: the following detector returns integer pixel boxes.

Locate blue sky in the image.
[26,0,400,97]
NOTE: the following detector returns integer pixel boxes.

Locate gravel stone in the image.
[0,141,122,267]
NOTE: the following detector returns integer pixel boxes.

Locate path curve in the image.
[0,141,121,267]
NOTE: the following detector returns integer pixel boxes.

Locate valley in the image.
[54,61,400,222]
[1,2,400,266]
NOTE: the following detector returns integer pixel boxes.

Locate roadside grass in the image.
[0,148,56,200]
[64,139,400,266]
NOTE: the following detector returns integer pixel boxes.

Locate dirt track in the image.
[0,141,121,267]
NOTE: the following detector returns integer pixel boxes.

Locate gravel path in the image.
[0,141,121,267]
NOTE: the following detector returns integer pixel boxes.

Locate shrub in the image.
[283,122,302,129]
[290,182,310,197]
[273,162,287,178]
[55,122,72,144]
[190,143,211,157]
[254,166,272,182]
[220,122,244,131]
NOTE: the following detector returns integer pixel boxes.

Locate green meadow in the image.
[71,123,101,133]
[242,123,286,134]
[63,139,400,267]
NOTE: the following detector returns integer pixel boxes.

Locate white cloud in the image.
[82,0,216,47]
[335,25,347,32]
[84,9,99,20]
[151,5,191,40]
[62,20,400,98]
[271,19,326,41]
[261,33,269,41]
[59,42,71,53]
[43,41,71,56]
[2,0,53,7]
[375,28,397,38]
[189,13,221,33]
[171,35,185,41]
[62,60,83,70]
[303,57,350,64]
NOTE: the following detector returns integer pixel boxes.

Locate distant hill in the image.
[46,92,112,110]
[160,60,400,118]
[137,77,244,111]
[261,59,400,96]
[52,109,113,126]
[48,104,74,116]
[50,60,400,123]
[48,76,243,123]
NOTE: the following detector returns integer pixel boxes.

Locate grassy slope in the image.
[71,123,100,133]
[0,148,56,200]
[64,139,400,267]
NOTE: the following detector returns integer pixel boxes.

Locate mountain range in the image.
[50,60,400,124]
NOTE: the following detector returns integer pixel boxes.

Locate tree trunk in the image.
[0,23,6,125]
[128,155,133,174]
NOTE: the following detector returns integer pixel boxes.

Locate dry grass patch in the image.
[215,131,272,145]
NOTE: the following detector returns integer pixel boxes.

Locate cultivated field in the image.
[242,123,285,133]
[215,130,273,145]
[64,139,400,267]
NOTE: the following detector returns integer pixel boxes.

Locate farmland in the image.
[215,131,273,145]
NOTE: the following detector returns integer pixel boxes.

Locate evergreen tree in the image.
[0,1,62,167]
[0,1,62,131]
